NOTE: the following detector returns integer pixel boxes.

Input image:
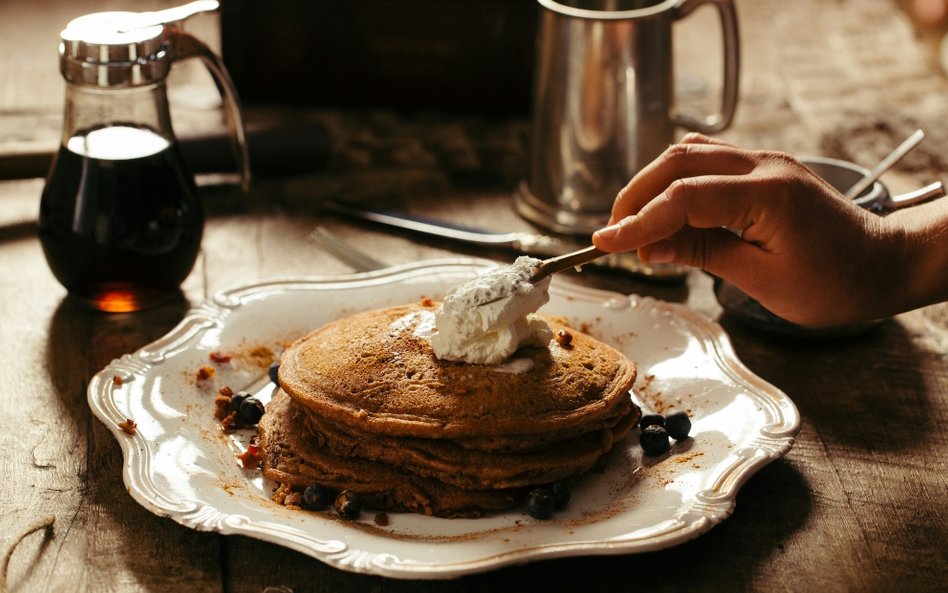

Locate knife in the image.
[325,201,688,281]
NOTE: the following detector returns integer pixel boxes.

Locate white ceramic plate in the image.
[88,259,800,580]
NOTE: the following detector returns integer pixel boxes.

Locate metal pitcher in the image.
[516,0,740,235]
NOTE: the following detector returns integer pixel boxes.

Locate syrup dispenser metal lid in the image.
[59,0,219,87]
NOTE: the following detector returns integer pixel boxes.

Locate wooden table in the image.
[1,1,946,591]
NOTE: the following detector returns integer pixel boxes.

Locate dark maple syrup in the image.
[38,125,203,312]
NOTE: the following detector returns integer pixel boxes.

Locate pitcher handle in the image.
[673,0,740,134]
[170,30,252,192]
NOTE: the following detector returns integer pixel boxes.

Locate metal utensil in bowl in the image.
[843,128,925,200]
[801,155,944,213]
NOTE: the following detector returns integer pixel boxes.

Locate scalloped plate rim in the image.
[87,257,800,579]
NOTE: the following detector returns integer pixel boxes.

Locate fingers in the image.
[595,174,769,252]
[636,226,764,281]
[621,224,783,304]
[608,140,758,224]
[678,132,737,148]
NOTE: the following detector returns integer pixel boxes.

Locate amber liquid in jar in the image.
[38,125,203,312]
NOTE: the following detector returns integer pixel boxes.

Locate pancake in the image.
[258,390,525,517]
[301,397,638,490]
[260,301,639,517]
[276,302,637,440]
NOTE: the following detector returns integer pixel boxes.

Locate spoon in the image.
[530,245,607,283]
[844,128,924,200]
[470,246,607,307]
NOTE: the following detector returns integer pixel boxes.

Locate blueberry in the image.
[551,481,571,510]
[665,411,692,440]
[639,413,665,431]
[334,490,363,520]
[229,391,250,413]
[640,425,671,456]
[268,361,280,384]
[525,486,556,520]
[302,484,333,510]
[237,396,265,425]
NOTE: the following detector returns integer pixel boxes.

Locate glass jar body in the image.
[38,82,203,312]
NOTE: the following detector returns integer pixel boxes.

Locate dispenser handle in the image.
[170,29,251,192]
[673,0,740,134]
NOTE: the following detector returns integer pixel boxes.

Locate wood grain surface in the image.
[1,1,946,592]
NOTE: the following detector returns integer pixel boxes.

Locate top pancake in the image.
[277,302,637,440]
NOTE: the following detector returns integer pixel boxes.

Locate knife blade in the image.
[325,201,688,281]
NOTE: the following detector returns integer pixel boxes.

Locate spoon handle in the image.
[844,129,924,200]
[531,246,607,282]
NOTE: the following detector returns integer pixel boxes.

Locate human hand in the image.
[591,133,909,326]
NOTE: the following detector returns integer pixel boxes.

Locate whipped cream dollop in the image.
[430,256,552,365]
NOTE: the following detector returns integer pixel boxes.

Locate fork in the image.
[308,226,388,272]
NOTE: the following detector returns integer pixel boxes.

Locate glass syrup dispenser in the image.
[39,1,249,312]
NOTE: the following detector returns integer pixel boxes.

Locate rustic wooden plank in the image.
[0,236,223,592]
[1,0,946,591]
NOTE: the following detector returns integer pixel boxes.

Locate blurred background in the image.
[3,0,948,205]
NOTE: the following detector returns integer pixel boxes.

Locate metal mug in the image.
[516,0,740,235]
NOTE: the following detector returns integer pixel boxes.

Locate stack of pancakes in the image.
[258,301,639,517]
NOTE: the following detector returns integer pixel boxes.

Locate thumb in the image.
[638,226,763,280]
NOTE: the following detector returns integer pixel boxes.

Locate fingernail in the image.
[643,240,675,264]
[594,223,621,242]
